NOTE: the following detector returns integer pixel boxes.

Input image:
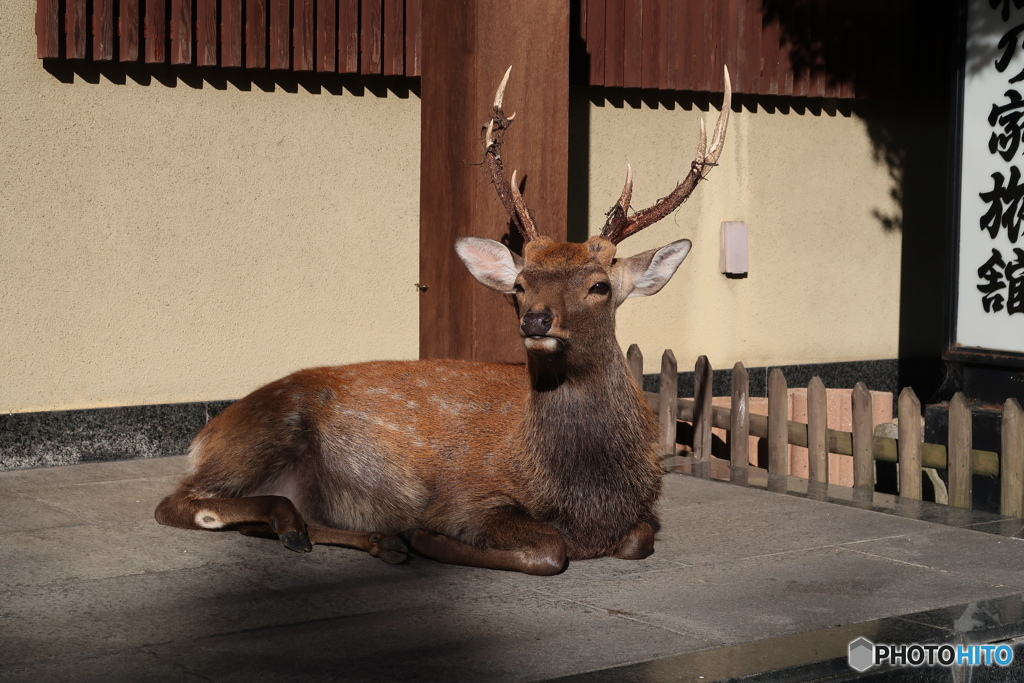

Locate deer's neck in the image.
[521,342,656,466]
[517,342,661,556]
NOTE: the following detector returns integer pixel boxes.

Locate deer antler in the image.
[601,66,732,245]
[483,66,541,243]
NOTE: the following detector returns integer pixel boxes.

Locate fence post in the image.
[658,349,678,460]
[948,392,973,510]
[806,376,828,483]
[731,362,749,469]
[627,344,644,389]
[1002,398,1024,518]
[851,382,874,491]
[693,356,713,462]
[768,368,788,476]
[898,387,923,500]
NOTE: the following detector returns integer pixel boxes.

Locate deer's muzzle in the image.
[521,310,553,337]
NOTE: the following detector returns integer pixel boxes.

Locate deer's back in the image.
[183,359,529,532]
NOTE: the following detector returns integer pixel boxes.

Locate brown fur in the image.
[156,237,672,573]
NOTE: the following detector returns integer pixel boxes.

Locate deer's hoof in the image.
[370,533,409,564]
[280,529,313,553]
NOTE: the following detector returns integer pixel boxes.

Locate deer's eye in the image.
[589,282,610,296]
[513,283,525,294]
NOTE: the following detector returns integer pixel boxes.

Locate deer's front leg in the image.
[612,521,656,560]
[155,493,312,552]
[402,506,568,576]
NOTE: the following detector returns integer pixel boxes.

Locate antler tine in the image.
[482,65,539,244]
[706,66,731,163]
[601,65,731,245]
[601,164,633,239]
[494,64,512,110]
[510,170,540,241]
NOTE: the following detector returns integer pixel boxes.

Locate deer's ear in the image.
[455,237,524,293]
[613,239,692,303]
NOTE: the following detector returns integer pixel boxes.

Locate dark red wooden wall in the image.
[35,0,422,75]
[35,0,950,99]
[575,0,953,99]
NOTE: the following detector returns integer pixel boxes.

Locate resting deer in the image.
[155,66,731,575]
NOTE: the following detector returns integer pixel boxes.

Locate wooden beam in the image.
[36,0,60,58]
[419,0,569,362]
[144,0,167,63]
[293,0,315,71]
[196,0,217,66]
[119,0,140,62]
[270,0,290,70]
[337,0,359,73]
[170,0,192,65]
[405,0,422,76]
[246,0,267,69]
[93,0,114,60]
[67,0,87,59]
[222,0,243,67]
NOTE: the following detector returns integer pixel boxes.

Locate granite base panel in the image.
[0,401,233,471]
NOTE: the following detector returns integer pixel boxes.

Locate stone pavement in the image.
[3,455,1024,681]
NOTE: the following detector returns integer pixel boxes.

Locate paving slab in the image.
[3,456,1024,681]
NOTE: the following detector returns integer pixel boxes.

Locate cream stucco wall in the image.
[585,97,902,374]
[1,1,421,413]
[2,1,907,413]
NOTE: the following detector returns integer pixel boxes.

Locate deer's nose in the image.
[521,310,553,337]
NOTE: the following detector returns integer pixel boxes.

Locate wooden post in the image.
[730,362,749,469]
[948,392,972,510]
[627,344,644,389]
[419,0,570,362]
[851,382,874,490]
[807,376,828,483]
[659,350,679,459]
[1002,398,1024,518]
[898,387,923,500]
[693,355,713,462]
[768,368,788,475]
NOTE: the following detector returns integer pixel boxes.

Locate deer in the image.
[155,66,731,575]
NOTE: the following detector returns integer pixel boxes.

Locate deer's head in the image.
[456,66,730,365]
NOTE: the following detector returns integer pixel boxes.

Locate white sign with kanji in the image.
[957,0,1024,354]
